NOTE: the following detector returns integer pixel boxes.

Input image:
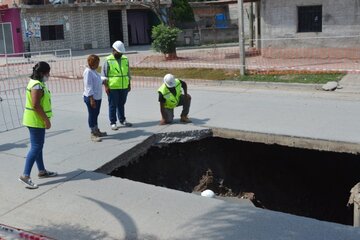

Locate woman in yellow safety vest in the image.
[19,62,57,189]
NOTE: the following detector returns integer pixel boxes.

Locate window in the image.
[298,5,322,32]
[41,25,64,41]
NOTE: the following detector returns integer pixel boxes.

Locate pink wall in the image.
[0,8,24,53]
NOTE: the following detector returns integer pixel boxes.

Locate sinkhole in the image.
[102,132,360,226]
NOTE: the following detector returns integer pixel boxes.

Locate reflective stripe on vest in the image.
[23,79,52,128]
[106,54,129,89]
[158,79,182,109]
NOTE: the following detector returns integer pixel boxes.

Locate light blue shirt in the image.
[83,67,103,100]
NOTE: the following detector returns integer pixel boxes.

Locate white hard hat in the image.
[112,40,126,53]
[163,73,176,88]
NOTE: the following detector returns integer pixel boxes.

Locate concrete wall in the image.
[21,6,111,51]
[228,3,251,38]
[177,27,238,46]
[260,0,360,58]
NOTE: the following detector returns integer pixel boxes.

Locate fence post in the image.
[347,182,360,227]
[70,49,75,77]
[237,0,246,76]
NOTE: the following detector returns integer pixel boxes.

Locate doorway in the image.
[127,10,159,45]
[108,10,123,47]
[0,23,14,54]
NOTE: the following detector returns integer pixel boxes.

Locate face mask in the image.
[42,76,49,82]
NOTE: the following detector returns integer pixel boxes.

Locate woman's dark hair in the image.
[87,54,100,70]
[30,61,51,80]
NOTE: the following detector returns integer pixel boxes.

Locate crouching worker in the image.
[158,74,192,125]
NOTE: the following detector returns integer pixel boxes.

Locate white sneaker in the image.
[19,176,38,189]
[111,124,118,130]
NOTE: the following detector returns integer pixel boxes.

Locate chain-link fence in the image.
[1,36,360,131]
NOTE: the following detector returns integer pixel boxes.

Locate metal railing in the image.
[0,87,24,133]
[1,36,360,131]
[0,49,73,91]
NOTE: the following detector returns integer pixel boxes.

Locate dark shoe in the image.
[91,133,102,142]
[120,120,132,127]
[95,128,107,137]
[38,170,58,178]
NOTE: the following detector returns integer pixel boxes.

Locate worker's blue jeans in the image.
[24,127,46,176]
[83,96,102,131]
[108,89,128,125]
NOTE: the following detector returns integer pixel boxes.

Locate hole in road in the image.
[110,136,359,225]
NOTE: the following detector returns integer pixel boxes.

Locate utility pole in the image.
[238,0,246,75]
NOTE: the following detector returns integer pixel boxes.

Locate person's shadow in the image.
[38,169,110,187]
[0,142,27,151]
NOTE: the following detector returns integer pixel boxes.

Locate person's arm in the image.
[31,88,51,129]
[127,58,131,92]
[159,102,167,125]
[84,70,96,108]
[180,80,188,96]
[102,60,110,94]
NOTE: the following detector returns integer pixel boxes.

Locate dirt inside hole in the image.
[111,137,360,225]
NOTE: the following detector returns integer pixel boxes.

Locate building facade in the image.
[1,0,165,52]
[260,0,360,58]
[0,8,24,54]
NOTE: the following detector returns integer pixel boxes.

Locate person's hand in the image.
[90,98,96,109]
[128,84,131,92]
[105,86,110,95]
[44,118,51,129]
[159,119,167,125]
[185,94,191,100]
[101,76,108,84]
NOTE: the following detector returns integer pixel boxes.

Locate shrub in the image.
[151,24,181,58]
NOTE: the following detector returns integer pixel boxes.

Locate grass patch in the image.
[238,73,345,84]
[130,67,345,84]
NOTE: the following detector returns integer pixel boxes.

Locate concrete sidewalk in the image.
[337,73,360,94]
[1,85,360,239]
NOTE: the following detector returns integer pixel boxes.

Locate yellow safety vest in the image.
[106,54,129,89]
[23,79,52,128]
[158,79,182,109]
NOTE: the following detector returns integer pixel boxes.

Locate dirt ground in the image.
[111,137,360,225]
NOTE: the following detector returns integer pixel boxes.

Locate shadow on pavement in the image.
[0,142,27,151]
[38,169,110,187]
[103,129,152,141]
[32,221,111,240]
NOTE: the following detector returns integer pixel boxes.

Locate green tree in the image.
[171,0,195,26]
[151,24,181,60]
